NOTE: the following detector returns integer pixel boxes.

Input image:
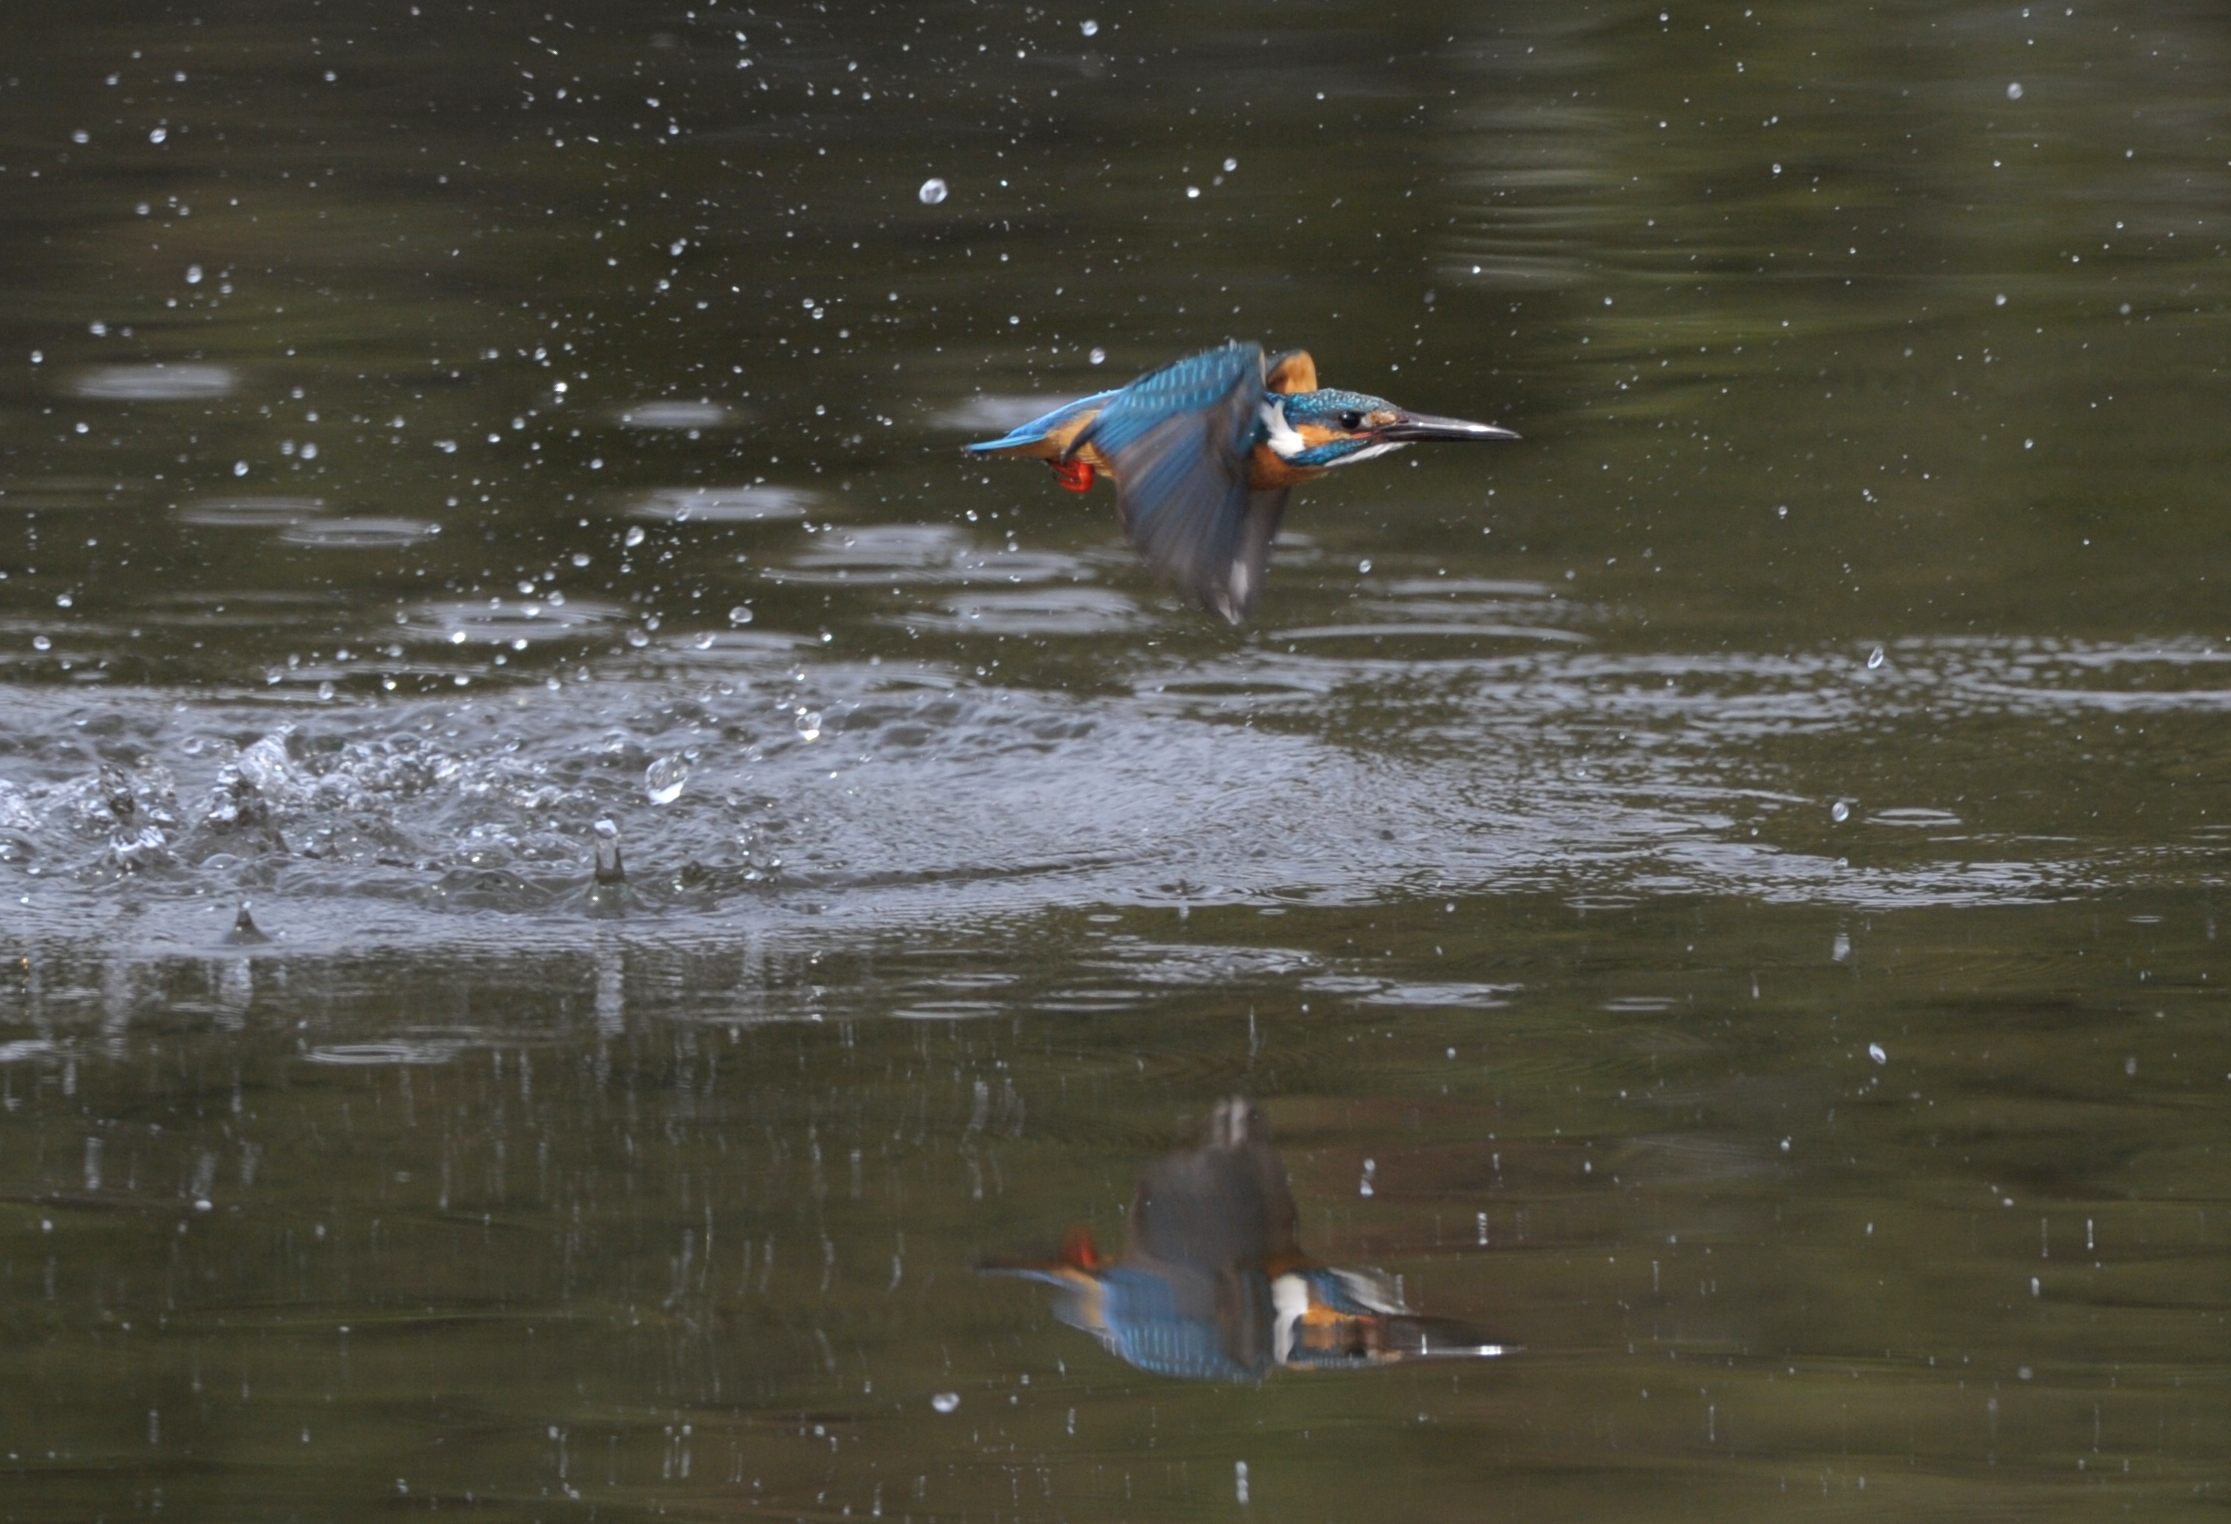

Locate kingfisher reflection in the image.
[983,1098,1509,1382]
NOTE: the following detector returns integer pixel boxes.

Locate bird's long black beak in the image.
[1379,412,1520,443]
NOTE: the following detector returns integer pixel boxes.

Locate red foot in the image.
[1059,1224,1104,1271]
[1051,458,1096,493]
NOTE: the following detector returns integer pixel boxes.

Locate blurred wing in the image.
[1072,342,1281,623]
[1225,490,1289,624]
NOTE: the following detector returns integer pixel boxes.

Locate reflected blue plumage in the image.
[978,1097,1512,1383]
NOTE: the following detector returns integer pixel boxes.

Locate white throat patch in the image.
[1258,399,1307,460]
[1326,440,1406,468]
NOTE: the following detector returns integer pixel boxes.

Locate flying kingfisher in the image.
[964,341,1517,623]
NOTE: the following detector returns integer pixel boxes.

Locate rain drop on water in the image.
[795,710,823,743]
[917,177,948,206]
[645,754,691,805]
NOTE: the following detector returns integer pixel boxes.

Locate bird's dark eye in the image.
[1337,410,1364,431]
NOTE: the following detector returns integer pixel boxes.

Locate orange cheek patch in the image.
[1296,423,1341,450]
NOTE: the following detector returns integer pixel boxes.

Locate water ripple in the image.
[0,634,2219,951]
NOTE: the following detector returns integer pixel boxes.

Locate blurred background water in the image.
[1,1,2225,1519]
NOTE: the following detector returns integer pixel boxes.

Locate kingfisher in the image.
[964,341,1517,623]
[980,1098,1510,1382]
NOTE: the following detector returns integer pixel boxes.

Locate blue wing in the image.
[963,390,1117,457]
[1070,342,1285,623]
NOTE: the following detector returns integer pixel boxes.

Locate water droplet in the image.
[645,754,690,804]
[727,604,754,626]
[1830,800,1851,824]
[1088,347,1106,365]
[2006,81,2024,100]
[1771,162,1782,175]
[185,264,204,286]
[623,524,646,549]
[55,592,73,609]
[1775,503,1789,519]
[917,177,948,206]
[148,126,168,144]
[1079,18,1099,35]
[1994,292,2008,307]
[1185,185,1200,199]
[1357,558,1373,575]
[931,1392,960,1414]
[32,634,52,652]
[1222,157,1238,173]
[1866,645,1884,669]
[593,816,624,882]
[1868,1042,1887,1065]
[795,709,823,743]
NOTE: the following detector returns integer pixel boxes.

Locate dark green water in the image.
[2,1,2226,1519]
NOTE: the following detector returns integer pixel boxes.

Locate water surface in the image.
[2,2,2226,1519]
